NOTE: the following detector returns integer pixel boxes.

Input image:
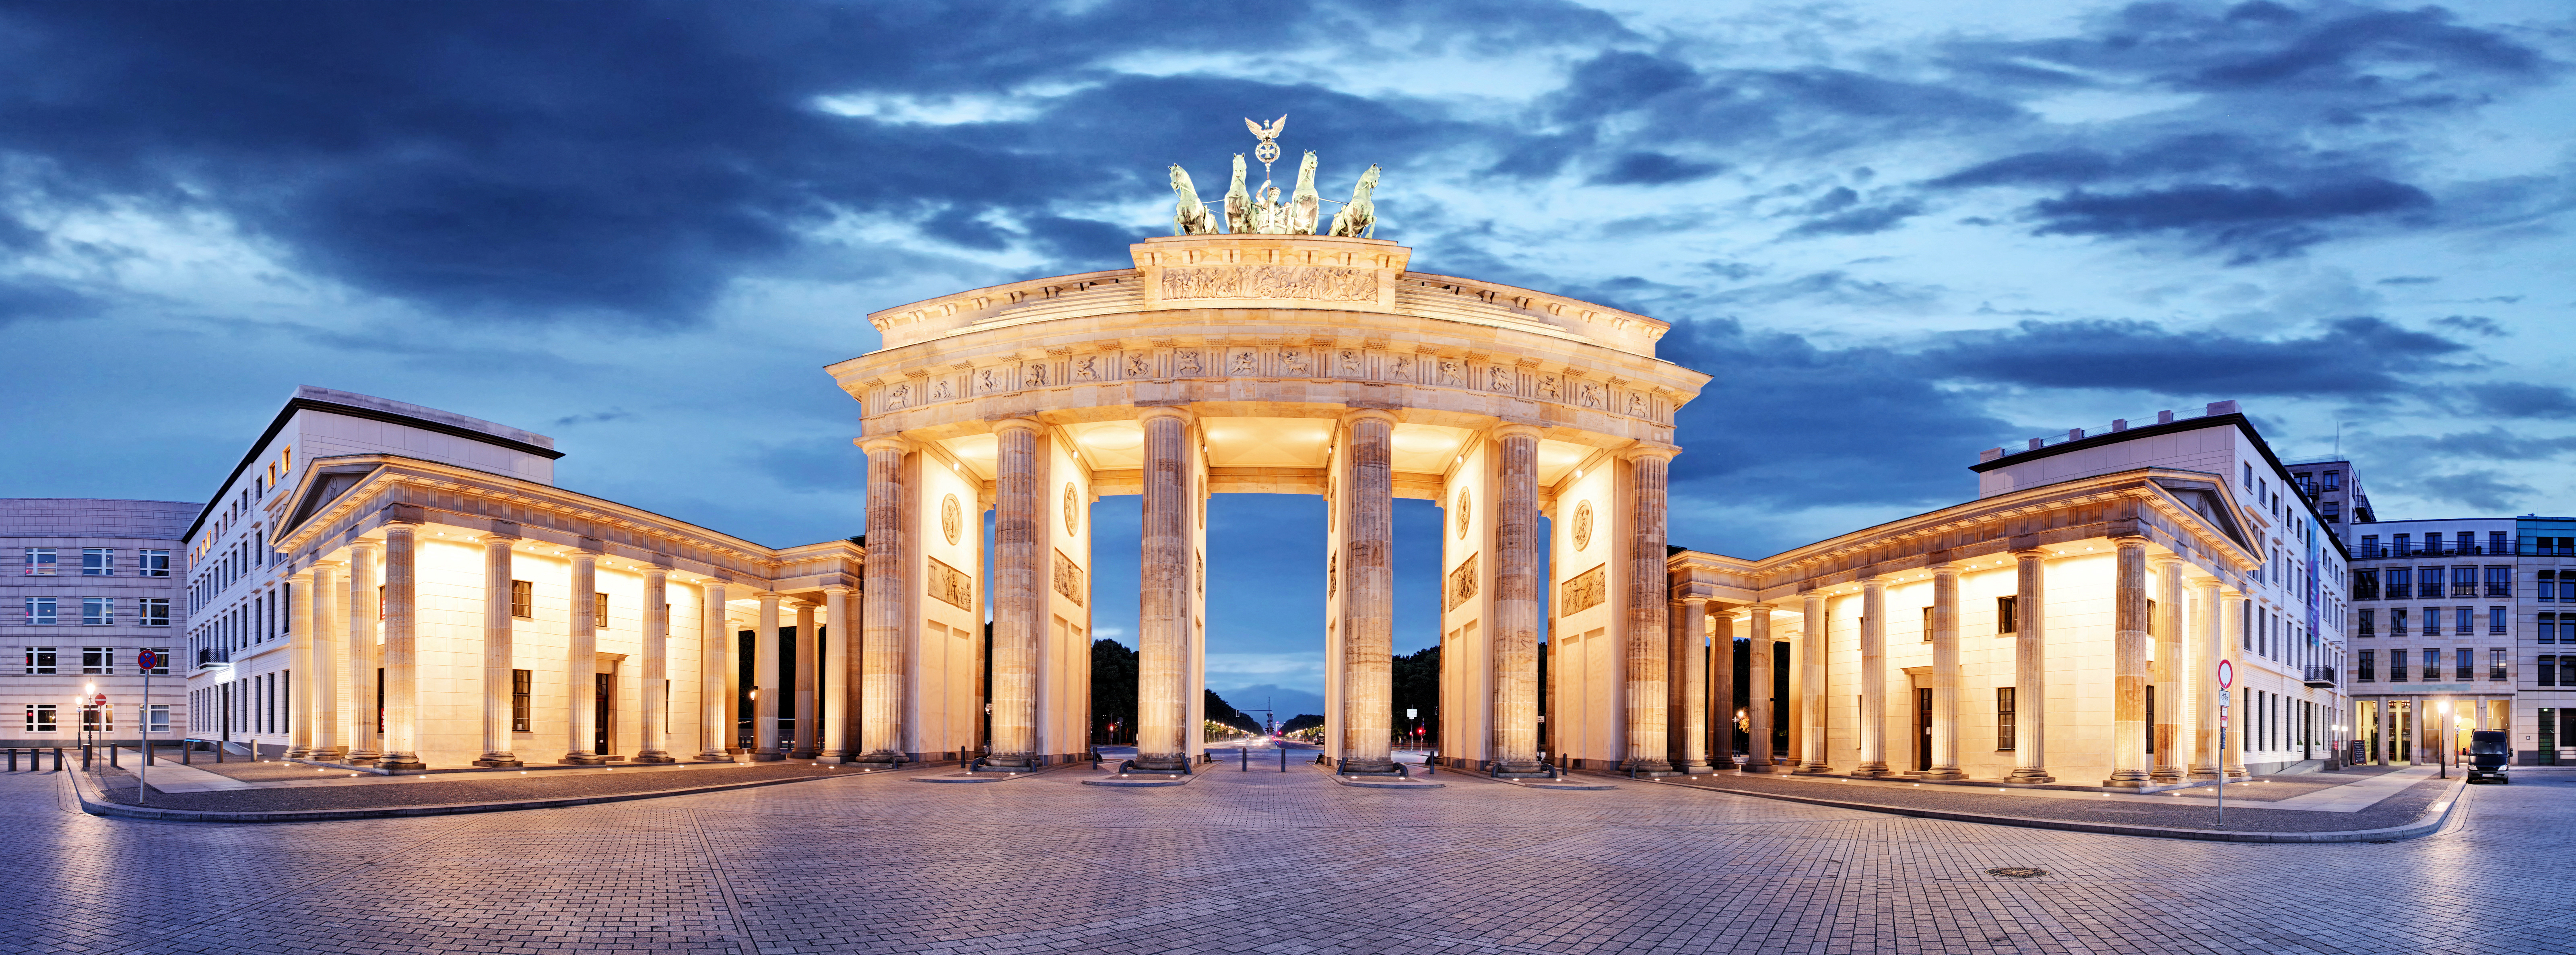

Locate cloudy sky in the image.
[5,1,2571,716]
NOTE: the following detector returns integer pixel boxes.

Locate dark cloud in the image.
[550,409,634,428]
[1705,270,1941,310]
[1915,316,2467,396]
[0,279,97,326]
[2432,315,2504,336]
[1587,152,1724,186]
[2025,178,2431,262]
[2459,382,2576,419]
[1782,198,1924,238]
[2407,470,2534,512]
[2376,275,2439,285]
[2368,428,2576,462]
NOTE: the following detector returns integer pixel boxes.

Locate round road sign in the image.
[137,650,159,670]
[2217,660,2235,690]
[92,694,106,706]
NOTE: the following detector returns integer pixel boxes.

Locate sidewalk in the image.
[1649,764,2469,842]
[72,756,901,822]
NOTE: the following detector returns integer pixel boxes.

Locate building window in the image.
[2543,655,2559,687]
[1997,687,2016,750]
[23,705,55,734]
[2486,566,2512,598]
[594,592,608,629]
[2387,567,2413,599]
[2456,606,2475,636]
[2491,648,2509,681]
[82,704,111,733]
[510,580,534,619]
[2547,570,2560,603]
[2425,649,2443,683]
[2453,648,2472,681]
[81,548,113,575]
[2490,606,2508,635]
[140,598,169,627]
[2563,573,2576,603]
[23,647,54,675]
[2358,609,2376,638]
[2390,648,2408,682]
[82,647,114,675]
[2448,567,2475,598]
[22,547,55,575]
[2394,533,2411,556]
[2361,534,2381,558]
[139,549,169,577]
[2294,472,2314,496]
[2359,650,2375,682]
[24,596,57,625]
[2324,470,2343,490]
[148,704,169,733]
[1996,596,2017,634]
[2352,569,2379,600]
[2323,502,2341,523]
[511,669,532,732]
[81,596,113,625]
[2458,532,2477,553]
[2545,612,2561,645]
[2564,656,2576,688]
[144,648,169,677]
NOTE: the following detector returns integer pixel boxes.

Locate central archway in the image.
[829,233,1708,775]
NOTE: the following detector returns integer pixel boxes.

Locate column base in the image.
[1671,760,1716,774]
[1848,761,1893,778]
[2149,767,2182,783]
[2005,768,2054,784]
[633,751,676,764]
[1909,768,1968,780]
[377,754,426,772]
[1336,757,1399,776]
[472,754,524,768]
[307,747,346,762]
[2101,769,2152,788]
[2188,767,2223,780]
[560,753,611,765]
[698,750,732,763]
[788,749,818,760]
[285,748,310,759]
[750,751,784,762]
[1790,764,1832,774]
[345,750,381,765]
[982,754,1039,770]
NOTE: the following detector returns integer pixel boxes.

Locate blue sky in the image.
[4,1,2571,716]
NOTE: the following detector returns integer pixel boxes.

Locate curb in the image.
[65,764,889,824]
[1646,773,2473,844]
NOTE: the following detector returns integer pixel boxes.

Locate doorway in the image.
[594,671,615,757]
[1915,687,1932,771]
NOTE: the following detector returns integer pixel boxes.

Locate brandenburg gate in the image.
[828,132,1710,776]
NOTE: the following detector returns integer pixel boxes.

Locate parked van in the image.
[2467,730,2510,784]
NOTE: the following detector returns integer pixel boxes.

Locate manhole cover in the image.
[1987,867,2047,877]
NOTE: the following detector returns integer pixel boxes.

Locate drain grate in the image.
[1986,866,2047,877]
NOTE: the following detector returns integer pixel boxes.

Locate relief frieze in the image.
[1052,550,1085,606]
[1561,563,1605,615]
[927,557,973,610]
[1159,264,1378,302]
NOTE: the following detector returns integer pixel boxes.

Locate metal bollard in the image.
[1240,746,1248,772]
[82,745,91,771]
[216,741,224,763]
[110,746,119,769]
[6,749,14,772]
[53,748,63,771]
[1279,747,1286,772]
[183,741,192,765]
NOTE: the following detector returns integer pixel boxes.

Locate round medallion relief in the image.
[1062,483,1079,535]
[1572,501,1594,551]
[940,494,962,546]
[1455,489,1472,539]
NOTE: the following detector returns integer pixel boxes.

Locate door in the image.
[1915,687,1932,771]
[594,672,614,757]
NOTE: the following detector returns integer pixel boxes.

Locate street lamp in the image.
[2437,700,2450,780]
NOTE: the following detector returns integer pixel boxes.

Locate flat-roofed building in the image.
[2,498,197,749]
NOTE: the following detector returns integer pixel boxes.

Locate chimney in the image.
[2207,400,2239,416]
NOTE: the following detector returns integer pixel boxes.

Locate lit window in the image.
[22,547,55,575]
[511,580,534,619]
[82,647,113,675]
[23,705,56,734]
[138,549,168,577]
[81,597,113,626]
[23,597,57,625]
[2491,648,2509,681]
[22,647,55,675]
[139,598,169,627]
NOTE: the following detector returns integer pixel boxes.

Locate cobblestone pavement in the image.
[2,762,2564,955]
[1664,766,2455,833]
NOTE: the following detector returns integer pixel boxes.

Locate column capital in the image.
[2112,534,2151,547]
[1860,574,1889,590]
[1618,441,1679,462]
[1678,594,1708,608]
[1488,421,1543,443]
[1928,561,1961,577]
[1712,607,1740,621]
[821,583,855,596]
[755,591,783,602]
[1744,602,1775,615]
[1338,406,1397,427]
[2149,551,2188,567]
[1139,404,1195,425]
[859,434,911,456]
[990,416,1044,434]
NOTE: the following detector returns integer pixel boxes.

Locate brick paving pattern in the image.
[1666,767,2453,833]
[0,761,2562,954]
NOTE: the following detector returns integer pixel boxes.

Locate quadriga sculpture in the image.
[1169,164,1216,236]
[1328,164,1381,238]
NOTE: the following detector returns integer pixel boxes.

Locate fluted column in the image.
[2008,549,2052,782]
[1489,423,1543,774]
[286,569,316,758]
[2221,592,2247,777]
[1853,575,1891,777]
[753,592,783,761]
[377,523,424,771]
[2106,538,2151,788]
[1925,565,1963,780]
[637,567,673,763]
[475,536,522,767]
[563,548,603,763]
[309,562,342,761]
[2151,555,2184,782]
[697,580,731,761]
[988,417,1043,769]
[1673,596,1712,773]
[1334,409,1396,774]
[1622,445,1676,775]
[1711,610,1736,767]
[2189,578,2221,779]
[790,599,817,759]
[858,435,910,765]
[345,542,380,763]
[822,584,854,761]
[1747,604,1779,772]
[1794,592,1828,773]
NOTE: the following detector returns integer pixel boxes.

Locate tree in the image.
[1391,645,1440,747]
[1203,689,1262,735]
[1090,639,1137,744]
[1281,713,1324,734]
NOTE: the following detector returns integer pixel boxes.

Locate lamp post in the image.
[2437,700,2450,780]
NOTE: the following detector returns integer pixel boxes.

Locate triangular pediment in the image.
[279,463,383,540]
[2152,476,2253,551]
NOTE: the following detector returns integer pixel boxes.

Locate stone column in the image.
[286,569,316,758]
[2106,538,2151,788]
[1622,445,1676,775]
[1334,409,1396,774]
[790,599,817,759]
[858,435,910,765]
[1672,596,1712,773]
[1925,564,1963,780]
[309,562,342,761]
[988,417,1043,769]
[1794,592,1828,773]
[1489,423,1543,775]
[1853,575,1891,777]
[2374,693,2392,767]
[564,548,602,764]
[637,567,673,763]
[377,523,425,771]
[1711,610,1736,767]
[2221,592,2246,777]
[697,580,731,761]
[822,584,854,761]
[1747,604,1779,772]
[2151,556,2185,783]
[2009,549,2052,783]
[753,592,784,761]
[2189,578,2221,779]
[345,542,381,763]
[475,537,522,767]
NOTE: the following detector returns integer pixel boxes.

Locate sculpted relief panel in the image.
[927,557,974,610]
[1560,563,1605,615]
[1159,265,1377,302]
[1447,554,1478,612]
[1052,550,1085,606]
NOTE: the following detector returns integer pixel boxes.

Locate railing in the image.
[2303,666,2338,689]
[1981,402,2236,462]
[2351,545,2505,559]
